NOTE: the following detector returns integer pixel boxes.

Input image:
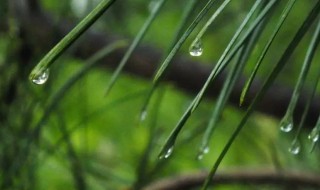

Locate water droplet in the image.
[32,69,49,85]
[288,140,300,155]
[197,154,204,160]
[189,39,203,57]
[140,110,147,122]
[279,115,293,133]
[308,127,319,143]
[197,146,210,160]
[159,146,174,159]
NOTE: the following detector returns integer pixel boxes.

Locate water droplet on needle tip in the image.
[159,146,173,159]
[31,69,49,85]
[197,146,209,160]
[289,140,300,155]
[308,127,319,142]
[279,115,293,133]
[189,39,203,57]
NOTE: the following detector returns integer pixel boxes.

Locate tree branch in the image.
[142,169,320,190]
[16,3,320,128]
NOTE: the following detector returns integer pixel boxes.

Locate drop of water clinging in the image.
[159,146,174,160]
[308,127,319,143]
[197,146,209,160]
[279,115,293,133]
[288,140,300,155]
[32,69,49,85]
[189,39,203,57]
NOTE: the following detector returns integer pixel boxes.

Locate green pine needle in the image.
[201,2,320,189]
[29,0,117,82]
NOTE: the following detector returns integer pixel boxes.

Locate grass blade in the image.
[240,0,297,106]
[33,41,127,136]
[104,0,167,96]
[153,0,217,83]
[279,10,320,133]
[190,0,232,51]
[201,2,320,189]
[29,0,117,82]
[199,9,269,158]
[134,88,165,189]
[140,0,198,121]
[289,17,320,153]
[191,0,277,112]
[13,40,127,180]
[158,0,271,159]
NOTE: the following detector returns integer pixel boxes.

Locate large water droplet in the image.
[159,146,174,159]
[279,115,293,133]
[189,39,203,57]
[32,69,49,85]
[288,140,300,155]
[308,127,319,143]
[197,146,210,160]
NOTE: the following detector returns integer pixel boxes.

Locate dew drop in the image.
[197,146,210,160]
[32,69,49,85]
[288,140,300,155]
[189,39,203,57]
[159,146,174,160]
[308,127,319,143]
[197,154,204,160]
[279,115,293,133]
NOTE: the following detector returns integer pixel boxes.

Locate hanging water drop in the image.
[31,69,49,85]
[279,115,293,132]
[197,146,210,160]
[159,146,174,159]
[189,39,203,57]
[288,140,300,155]
[308,127,319,143]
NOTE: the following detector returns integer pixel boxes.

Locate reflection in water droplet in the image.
[189,39,203,57]
[197,154,204,160]
[159,146,173,159]
[32,69,49,85]
[308,127,319,143]
[197,146,210,160]
[288,140,300,155]
[279,115,293,133]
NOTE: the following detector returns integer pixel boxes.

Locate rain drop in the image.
[308,127,319,143]
[288,140,300,155]
[197,146,210,160]
[189,39,203,57]
[279,115,293,133]
[159,146,173,159]
[197,154,204,160]
[32,69,49,85]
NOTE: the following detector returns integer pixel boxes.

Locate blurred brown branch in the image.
[142,169,320,190]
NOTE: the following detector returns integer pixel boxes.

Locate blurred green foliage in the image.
[1,0,320,190]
